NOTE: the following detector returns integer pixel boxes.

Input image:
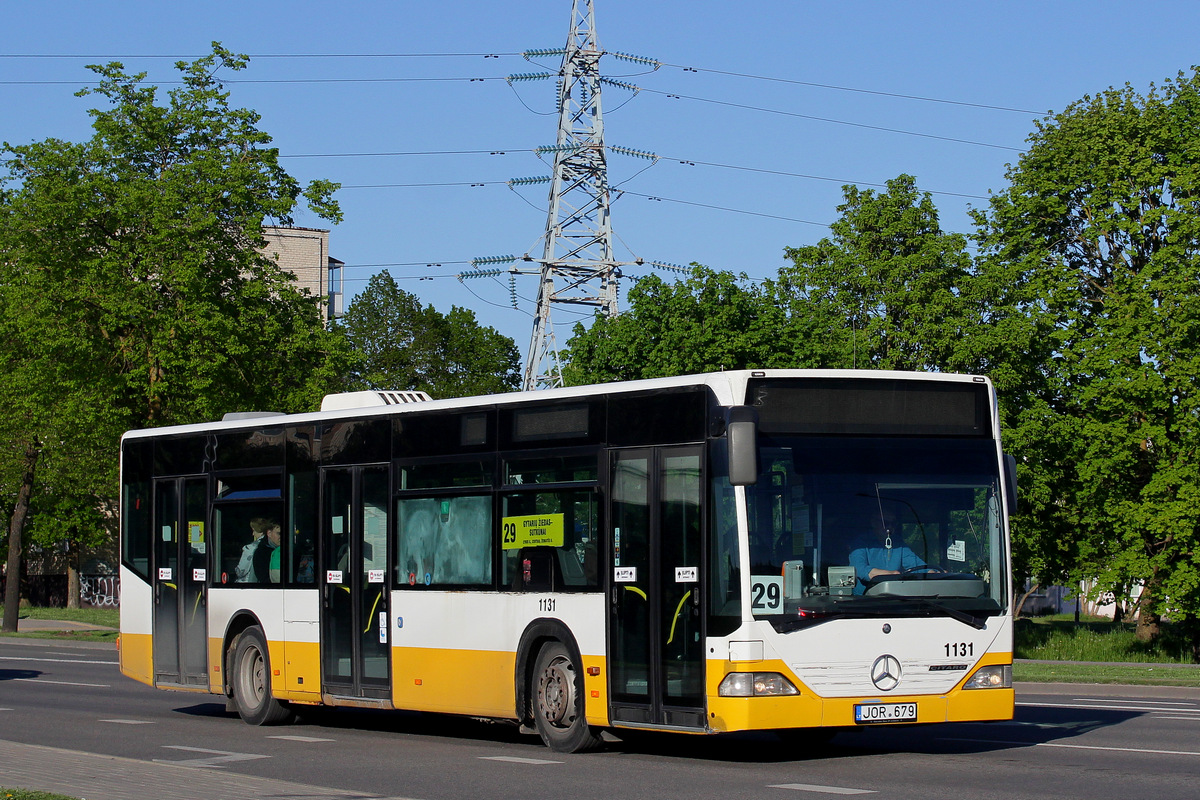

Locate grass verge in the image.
[1,789,80,800]
[1015,617,1196,663]
[1014,661,1200,687]
[0,605,118,643]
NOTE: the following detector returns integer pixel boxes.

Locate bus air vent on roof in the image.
[320,390,433,412]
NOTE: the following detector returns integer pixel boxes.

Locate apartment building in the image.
[261,226,345,324]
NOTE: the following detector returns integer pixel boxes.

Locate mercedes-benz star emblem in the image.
[871,654,902,691]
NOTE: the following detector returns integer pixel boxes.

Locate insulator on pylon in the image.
[469,254,517,267]
[610,145,658,161]
[458,268,503,281]
[507,72,553,83]
[600,77,639,92]
[508,176,552,187]
[649,261,689,274]
[611,51,661,68]
[523,48,567,59]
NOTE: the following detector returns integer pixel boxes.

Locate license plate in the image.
[854,702,917,724]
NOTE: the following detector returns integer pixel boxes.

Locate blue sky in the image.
[4,1,1199,350]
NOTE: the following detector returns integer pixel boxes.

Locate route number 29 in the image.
[751,576,784,614]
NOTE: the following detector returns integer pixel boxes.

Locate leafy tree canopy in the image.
[0,44,352,617]
[337,270,520,398]
[972,67,1200,638]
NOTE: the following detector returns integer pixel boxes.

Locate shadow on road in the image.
[165,694,1149,763]
[0,668,41,681]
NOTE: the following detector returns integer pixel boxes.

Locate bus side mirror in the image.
[1003,453,1017,511]
[726,406,759,486]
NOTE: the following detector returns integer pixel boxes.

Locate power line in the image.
[278,146,988,200]
[0,51,1045,119]
[0,52,520,59]
[638,87,1023,151]
[661,62,1047,115]
[622,190,830,227]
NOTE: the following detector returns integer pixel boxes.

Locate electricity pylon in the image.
[524,0,624,391]
[462,0,667,390]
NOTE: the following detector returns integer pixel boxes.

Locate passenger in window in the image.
[234,518,268,582]
[849,513,925,594]
[255,522,282,584]
[295,536,315,584]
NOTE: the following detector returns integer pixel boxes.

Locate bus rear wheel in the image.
[231,625,295,726]
[532,641,603,753]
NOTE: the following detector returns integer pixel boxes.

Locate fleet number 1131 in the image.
[944,642,974,657]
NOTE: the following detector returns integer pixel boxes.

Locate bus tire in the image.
[231,625,295,726]
[532,641,603,753]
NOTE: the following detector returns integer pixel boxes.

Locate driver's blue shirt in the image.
[849,543,925,595]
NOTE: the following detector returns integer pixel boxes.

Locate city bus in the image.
[118,369,1016,752]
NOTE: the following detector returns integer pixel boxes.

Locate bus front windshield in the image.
[745,436,1006,630]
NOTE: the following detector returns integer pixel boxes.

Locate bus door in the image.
[152,477,209,687]
[608,446,705,728]
[320,465,390,698]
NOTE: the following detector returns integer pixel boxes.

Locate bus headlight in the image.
[963,665,1012,689]
[719,672,800,697]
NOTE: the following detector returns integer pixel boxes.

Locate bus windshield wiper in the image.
[907,598,988,629]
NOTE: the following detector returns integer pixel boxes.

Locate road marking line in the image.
[1019,700,1200,714]
[1072,698,1196,707]
[0,656,119,665]
[478,756,563,765]
[156,745,270,768]
[100,719,155,724]
[769,783,875,795]
[947,737,1200,757]
[13,678,110,688]
[1154,715,1200,722]
[268,734,335,742]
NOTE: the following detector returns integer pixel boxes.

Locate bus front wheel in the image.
[231,625,295,726]
[532,641,603,753]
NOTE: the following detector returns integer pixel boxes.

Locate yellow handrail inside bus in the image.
[667,590,692,645]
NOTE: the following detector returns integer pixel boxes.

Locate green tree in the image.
[561,265,786,384]
[0,44,350,622]
[972,68,1200,647]
[774,174,975,372]
[337,270,520,398]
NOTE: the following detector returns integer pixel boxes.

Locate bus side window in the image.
[395,495,492,586]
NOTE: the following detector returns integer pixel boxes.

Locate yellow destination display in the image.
[501,513,565,550]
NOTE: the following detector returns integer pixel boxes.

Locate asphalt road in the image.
[2,637,1199,800]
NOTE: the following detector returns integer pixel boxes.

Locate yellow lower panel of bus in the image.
[119,632,154,687]
[392,646,517,718]
[276,640,322,703]
[706,659,825,732]
[705,657,1014,732]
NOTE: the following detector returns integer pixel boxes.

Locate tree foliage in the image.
[0,44,351,616]
[562,177,975,382]
[337,270,521,398]
[561,266,787,384]
[776,175,974,372]
[972,68,1200,641]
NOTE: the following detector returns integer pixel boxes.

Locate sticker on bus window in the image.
[326,570,344,584]
[368,569,385,584]
[192,568,206,582]
[675,566,698,583]
[379,612,388,644]
[500,513,565,550]
[614,566,637,583]
[158,567,172,581]
[947,540,966,562]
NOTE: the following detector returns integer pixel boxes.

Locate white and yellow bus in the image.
[119,369,1015,752]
